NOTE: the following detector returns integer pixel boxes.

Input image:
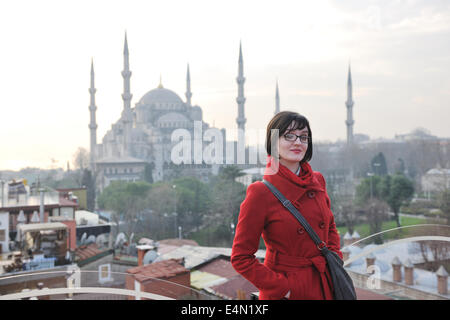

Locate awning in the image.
[17,222,68,233]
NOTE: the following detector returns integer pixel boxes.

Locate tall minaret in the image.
[345,64,355,145]
[185,64,192,107]
[236,41,246,133]
[275,79,280,115]
[88,58,98,172]
[121,32,133,156]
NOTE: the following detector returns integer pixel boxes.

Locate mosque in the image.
[88,34,355,191]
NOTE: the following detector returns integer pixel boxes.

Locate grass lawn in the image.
[337,216,427,241]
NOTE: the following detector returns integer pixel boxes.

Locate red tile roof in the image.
[127,258,188,283]
[197,258,238,279]
[75,243,103,261]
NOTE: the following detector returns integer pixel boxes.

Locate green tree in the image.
[144,163,154,184]
[382,174,415,227]
[171,176,212,232]
[371,152,388,176]
[210,166,246,245]
[97,181,151,238]
[355,175,384,205]
[81,169,96,211]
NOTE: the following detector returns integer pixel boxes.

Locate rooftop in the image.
[127,258,188,283]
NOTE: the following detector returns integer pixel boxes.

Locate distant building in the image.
[421,168,450,194]
[235,167,265,187]
[0,181,78,243]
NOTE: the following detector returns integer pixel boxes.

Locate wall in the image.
[126,272,191,300]
[0,212,9,253]
[348,270,448,300]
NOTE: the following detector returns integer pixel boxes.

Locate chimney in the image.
[436,265,448,295]
[342,247,351,263]
[391,256,402,282]
[351,230,360,245]
[404,259,414,286]
[343,232,353,247]
[366,253,376,274]
[136,245,153,266]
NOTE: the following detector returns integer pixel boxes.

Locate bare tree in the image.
[72,147,90,187]
[365,199,389,244]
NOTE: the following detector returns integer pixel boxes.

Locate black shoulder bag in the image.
[262,179,357,300]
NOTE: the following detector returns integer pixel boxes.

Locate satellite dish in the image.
[96,234,107,248]
[86,235,96,244]
[17,210,26,223]
[115,232,127,247]
[80,233,87,245]
[142,250,159,265]
[31,211,40,223]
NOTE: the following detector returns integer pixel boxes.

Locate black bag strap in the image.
[262,179,327,251]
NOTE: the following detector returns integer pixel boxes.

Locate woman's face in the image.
[278,121,309,165]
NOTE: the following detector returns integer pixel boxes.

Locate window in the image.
[0,230,5,241]
[98,264,112,284]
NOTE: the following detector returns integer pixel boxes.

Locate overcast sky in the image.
[1,0,449,170]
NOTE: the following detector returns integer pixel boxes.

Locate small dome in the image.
[138,87,183,107]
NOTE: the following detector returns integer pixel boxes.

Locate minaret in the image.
[88,58,98,172]
[121,32,133,156]
[185,64,192,107]
[236,41,246,132]
[345,64,355,145]
[275,79,280,115]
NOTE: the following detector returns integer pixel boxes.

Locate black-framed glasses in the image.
[283,133,310,144]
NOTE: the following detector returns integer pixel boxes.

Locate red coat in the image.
[231,158,342,300]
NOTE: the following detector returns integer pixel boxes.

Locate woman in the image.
[231,111,342,300]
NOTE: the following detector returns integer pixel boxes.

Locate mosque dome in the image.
[138,86,184,109]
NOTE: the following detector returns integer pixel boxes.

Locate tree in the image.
[365,199,389,244]
[394,158,406,175]
[72,147,90,187]
[210,166,246,243]
[355,175,384,204]
[171,177,212,233]
[144,163,154,184]
[382,174,415,227]
[219,165,246,181]
[72,147,89,171]
[371,152,388,176]
[356,174,414,228]
[97,181,151,238]
[81,169,96,211]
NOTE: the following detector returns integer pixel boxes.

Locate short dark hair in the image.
[265,111,313,163]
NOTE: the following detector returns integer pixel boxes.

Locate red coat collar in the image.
[263,156,324,203]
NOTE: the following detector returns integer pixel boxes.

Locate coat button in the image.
[297,227,305,234]
[319,221,325,229]
[307,191,315,198]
